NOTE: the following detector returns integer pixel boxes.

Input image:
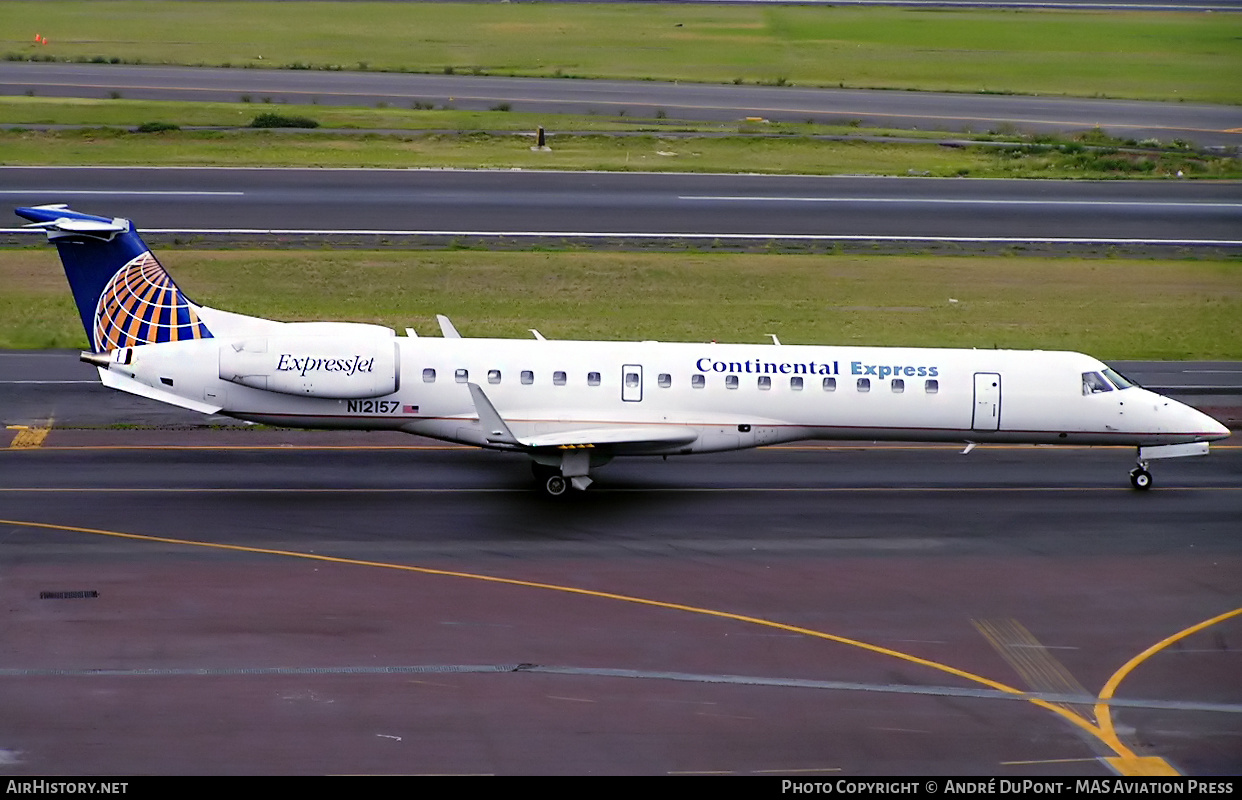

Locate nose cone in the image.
[1176,399,1231,442]
[1200,410,1232,442]
[1137,388,1232,442]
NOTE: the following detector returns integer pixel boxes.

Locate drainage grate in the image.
[39,591,99,600]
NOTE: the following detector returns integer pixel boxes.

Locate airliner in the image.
[17,205,1230,497]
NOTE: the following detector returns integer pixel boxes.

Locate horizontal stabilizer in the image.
[18,205,128,240]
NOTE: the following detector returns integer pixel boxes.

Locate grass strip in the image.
[2,128,1233,179]
[3,249,1238,359]
[0,96,1004,137]
[4,3,1240,104]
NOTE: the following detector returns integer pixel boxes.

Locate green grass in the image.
[3,249,1239,359]
[2,127,1233,179]
[4,2,1240,103]
[0,96,941,136]
[2,97,1230,179]
[0,127,994,174]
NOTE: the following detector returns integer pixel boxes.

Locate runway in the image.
[2,356,1240,774]
[3,167,1240,248]
[3,62,1240,148]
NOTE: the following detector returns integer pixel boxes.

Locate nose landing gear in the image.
[1127,441,1215,491]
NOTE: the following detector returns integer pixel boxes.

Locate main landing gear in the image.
[1129,463,1152,491]
[530,448,610,498]
[531,461,571,498]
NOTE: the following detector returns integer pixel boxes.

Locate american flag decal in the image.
[93,252,212,352]
[403,405,419,414]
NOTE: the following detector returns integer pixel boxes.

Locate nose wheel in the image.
[1129,464,1152,491]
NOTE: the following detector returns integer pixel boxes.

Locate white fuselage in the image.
[109,333,1229,455]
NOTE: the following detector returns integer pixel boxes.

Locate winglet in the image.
[437,314,462,339]
[467,383,522,446]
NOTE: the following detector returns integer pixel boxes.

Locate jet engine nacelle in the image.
[219,334,400,399]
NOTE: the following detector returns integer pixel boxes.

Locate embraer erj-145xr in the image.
[18,205,1230,497]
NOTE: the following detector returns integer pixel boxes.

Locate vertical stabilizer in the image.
[16,205,212,352]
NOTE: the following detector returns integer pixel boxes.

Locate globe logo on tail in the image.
[93,252,212,352]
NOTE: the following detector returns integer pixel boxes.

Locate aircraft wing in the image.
[97,367,224,415]
[520,426,699,451]
[467,382,697,452]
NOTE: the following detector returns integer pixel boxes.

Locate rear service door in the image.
[972,372,1001,431]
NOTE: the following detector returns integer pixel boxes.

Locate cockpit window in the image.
[1102,368,1135,390]
[1082,371,1112,395]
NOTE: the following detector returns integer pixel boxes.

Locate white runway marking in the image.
[4,228,1236,247]
[682,196,1242,210]
[0,190,244,197]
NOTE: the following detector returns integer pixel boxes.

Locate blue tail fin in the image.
[17,205,212,353]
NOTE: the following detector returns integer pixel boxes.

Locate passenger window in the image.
[658,373,671,388]
[488,369,501,385]
[553,371,567,386]
[1082,371,1112,395]
[625,372,640,388]
[691,374,705,389]
[726,375,739,390]
[422,368,436,383]
[521,370,534,385]
[892,378,904,393]
[857,378,871,392]
[791,376,803,391]
[455,368,468,383]
[823,377,836,392]
[925,379,939,394]
[588,372,601,386]
[758,376,771,390]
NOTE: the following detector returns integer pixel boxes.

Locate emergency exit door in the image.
[972,372,1001,431]
[622,364,643,402]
